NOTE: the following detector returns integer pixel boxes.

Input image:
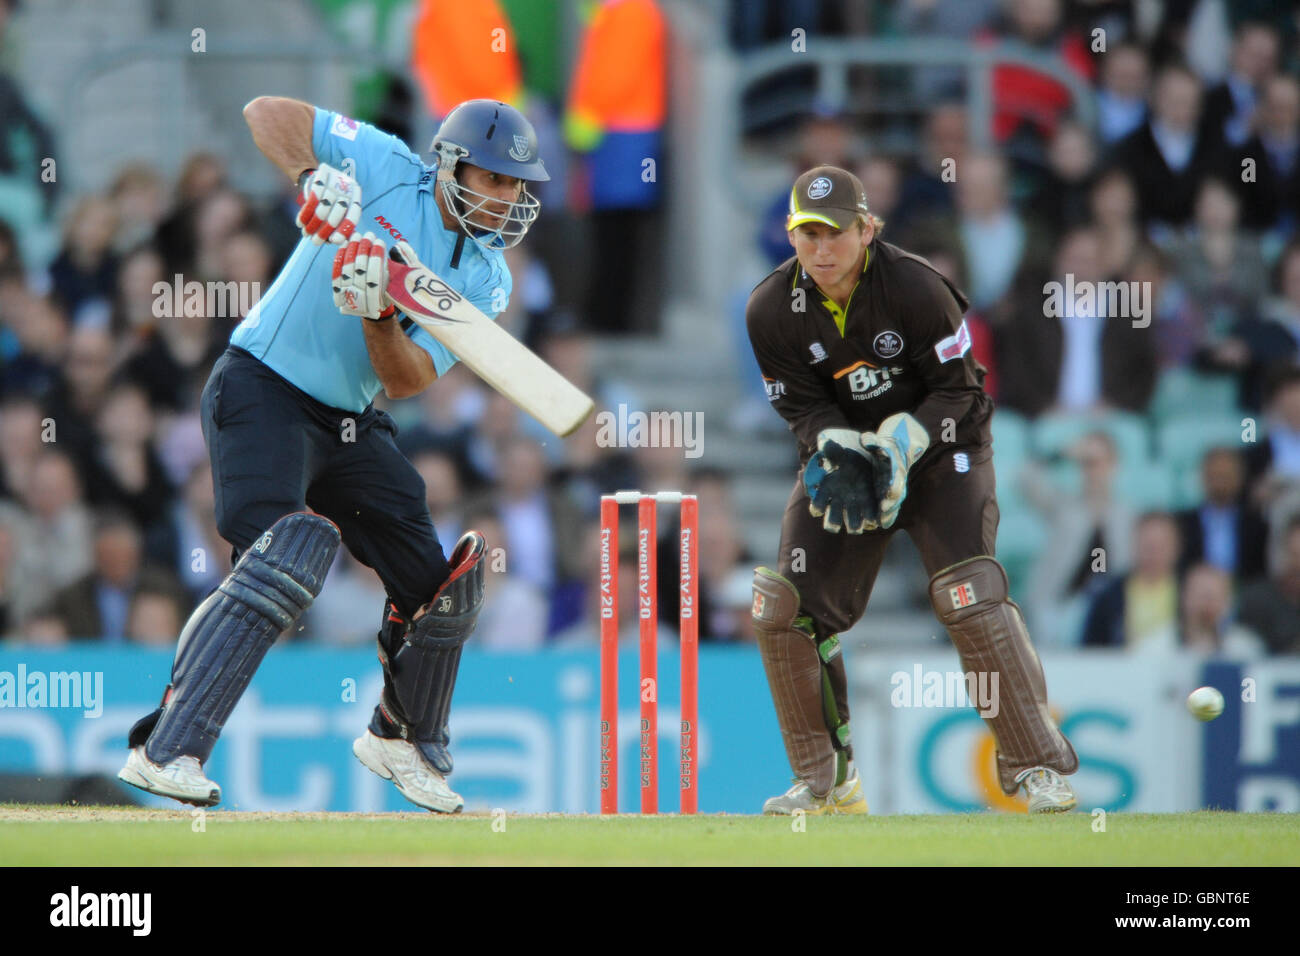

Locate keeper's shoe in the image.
[117,746,221,807]
[353,730,464,814]
[763,779,831,815]
[763,769,867,815]
[829,768,869,814]
[1015,766,1077,814]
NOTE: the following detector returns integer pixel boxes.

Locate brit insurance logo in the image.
[837,361,903,400]
[764,377,786,402]
[807,176,832,199]
[507,134,532,162]
[873,330,903,359]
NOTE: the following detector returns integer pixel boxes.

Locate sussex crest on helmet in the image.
[508,134,532,162]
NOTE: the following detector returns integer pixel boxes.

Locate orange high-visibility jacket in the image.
[565,0,666,141]
[412,0,523,118]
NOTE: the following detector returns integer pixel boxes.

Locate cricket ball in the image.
[1186,686,1225,722]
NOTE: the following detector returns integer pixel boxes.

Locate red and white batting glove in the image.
[297,163,362,246]
[331,232,393,320]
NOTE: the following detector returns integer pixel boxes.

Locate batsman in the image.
[118,96,549,811]
[747,165,1078,815]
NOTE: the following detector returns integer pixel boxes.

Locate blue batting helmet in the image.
[430,100,548,250]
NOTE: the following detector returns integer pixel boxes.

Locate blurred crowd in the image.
[0,142,761,648]
[736,0,1300,655]
[2,0,1300,656]
[0,0,763,651]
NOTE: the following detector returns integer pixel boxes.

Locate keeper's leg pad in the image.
[374,531,486,774]
[752,566,844,796]
[135,513,340,764]
[929,556,1079,794]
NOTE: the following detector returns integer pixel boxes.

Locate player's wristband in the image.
[366,304,398,322]
[296,167,317,193]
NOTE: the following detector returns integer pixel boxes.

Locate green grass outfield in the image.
[0,807,1294,865]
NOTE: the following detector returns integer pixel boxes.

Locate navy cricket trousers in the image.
[200,346,449,619]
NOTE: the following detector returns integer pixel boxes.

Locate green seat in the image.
[1028,593,1092,648]
[1170,465,1206,510]
[1033,456,1171,513]
[1155,415,1255,475]
[1031,411,1149,465]
[990,410,1030,464]
[1039,459,1085,497]
[1150,368,1240,423]
[996,508,1047,596]
[1114,458,1176,512]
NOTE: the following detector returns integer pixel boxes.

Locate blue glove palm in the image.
[803,429,890,534]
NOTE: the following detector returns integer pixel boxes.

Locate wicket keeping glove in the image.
[297,163,362,246]
[803,428,890,534]
[859,412,930,529]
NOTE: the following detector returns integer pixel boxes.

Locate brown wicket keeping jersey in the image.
[745,239,993,466]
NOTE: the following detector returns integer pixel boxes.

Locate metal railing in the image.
[723,37,1098,200]
[657,32,1101,329]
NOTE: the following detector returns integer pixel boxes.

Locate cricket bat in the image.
[384,256,594,437]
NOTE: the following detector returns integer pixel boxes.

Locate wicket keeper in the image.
[118,97,549,812]
[747,165,1079,814]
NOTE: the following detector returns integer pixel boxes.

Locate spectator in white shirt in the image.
[1096,42,1150,145]
[956,152,1025,312]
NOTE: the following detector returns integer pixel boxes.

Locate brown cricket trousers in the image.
[775,442,1078,793]
[777,444,998,739]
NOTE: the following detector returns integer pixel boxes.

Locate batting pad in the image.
[143,513,341,764]
[376,531,486,775]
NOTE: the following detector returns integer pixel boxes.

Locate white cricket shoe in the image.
[1015,766,1077,813]
[763,779,830,815]
[759,770,863,816]
[353,730,464,813]
[117,746,221,807]
[764,762,869,815]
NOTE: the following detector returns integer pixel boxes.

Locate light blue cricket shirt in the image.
[230,108,512,413]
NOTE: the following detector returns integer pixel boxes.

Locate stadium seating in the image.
[1155,415,1256,475]
[1149,368,1241,424]
[990,409,1030,466]
[1031,410,1150,463]
[995,507,1048,597]
[1115,457,1177,512]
